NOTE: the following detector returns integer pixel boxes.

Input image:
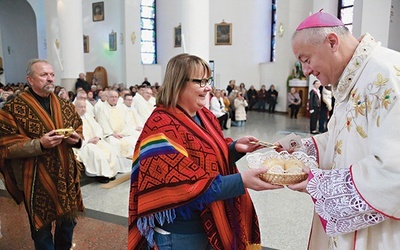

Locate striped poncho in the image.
[0,90,84,230]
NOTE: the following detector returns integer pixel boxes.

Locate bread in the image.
[267,164,285,174]
[265,159,285,173]
[264,158,304,174]
[284,159,304,173]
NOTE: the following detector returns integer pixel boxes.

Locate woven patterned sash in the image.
[0,91,84,230]
[128,106,261,249]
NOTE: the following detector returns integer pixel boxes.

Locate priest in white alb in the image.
[132,85,155,122]
[96,90,138,172]
[74,99,118,183]
[73,89,95,118]
[94,90,108,118]
[122,93,145,137]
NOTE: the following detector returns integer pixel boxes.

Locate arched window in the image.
[140,0,157,64]
[338,0,354,32]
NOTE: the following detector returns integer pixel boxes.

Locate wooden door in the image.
[93,66,108,88]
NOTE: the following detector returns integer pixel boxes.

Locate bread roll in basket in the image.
[246,151,318,185]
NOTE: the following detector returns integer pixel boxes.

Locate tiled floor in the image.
[0,111,314,250]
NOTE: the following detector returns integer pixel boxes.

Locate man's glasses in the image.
[186,77,213,87]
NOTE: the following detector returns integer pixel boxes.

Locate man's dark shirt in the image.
[75,78,91,92]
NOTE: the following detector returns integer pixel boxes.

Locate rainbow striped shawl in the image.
[128,105,261,250]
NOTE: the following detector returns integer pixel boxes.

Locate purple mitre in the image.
[296,9,345,31]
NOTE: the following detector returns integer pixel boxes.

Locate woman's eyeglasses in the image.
[186,77,213,87]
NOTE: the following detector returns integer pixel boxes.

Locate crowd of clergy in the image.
[73,80,156,183]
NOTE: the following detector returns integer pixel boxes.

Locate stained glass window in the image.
[140,0,156,64]
[270,0,276,62]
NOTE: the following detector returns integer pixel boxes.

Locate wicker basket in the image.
[247,151,317,185]
[259,172,308,185]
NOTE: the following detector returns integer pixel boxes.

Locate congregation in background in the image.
[0,73,157,184]
[209,79,284,131]
[0,76,291,138]
[0,72,337,144]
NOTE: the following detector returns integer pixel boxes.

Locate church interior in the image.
[0,0,399,249]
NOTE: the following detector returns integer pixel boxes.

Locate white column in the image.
[57,0,85,91]
[353,0,391,46]
[181,0,210,61]
[181,1,211,108]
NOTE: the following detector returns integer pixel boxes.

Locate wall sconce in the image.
[278,23,284,37]
[131,32,136,44]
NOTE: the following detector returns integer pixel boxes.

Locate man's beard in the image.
[43,83,55,93]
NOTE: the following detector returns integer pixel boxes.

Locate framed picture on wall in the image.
[83,35,89,53]
[92,2,104,22]
[174,24,182,48]
[109,31,117,51]
[215,21,232,45]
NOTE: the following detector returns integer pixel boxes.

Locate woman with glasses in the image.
[128,53,282,250]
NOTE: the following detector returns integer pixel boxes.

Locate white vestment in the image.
[304,34,400,250]
[148,96,156,106]
[123,105,145,132]
[321,86,332,111]
[94,100,105,118]
[96,102,137,172]
[73,99,95,118]
[75,114,118,178]
[118,96,124,105]
[132,94,155,122]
